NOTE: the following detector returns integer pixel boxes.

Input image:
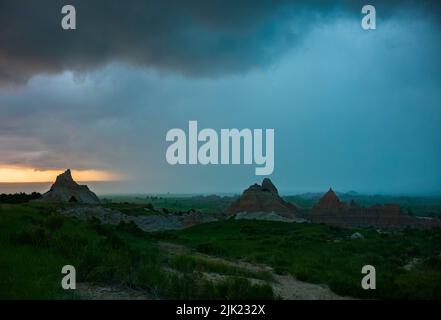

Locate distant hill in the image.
[285,192,441,218]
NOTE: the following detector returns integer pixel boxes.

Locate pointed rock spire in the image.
[40,169,100,204]
[261,178,278,195]
[225,178,298,215]
[54,169,76,185]
[314,187,345,210]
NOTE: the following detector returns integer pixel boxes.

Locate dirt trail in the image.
[75,241,351,300]
[158,242,351,300]
[75,283,155,300]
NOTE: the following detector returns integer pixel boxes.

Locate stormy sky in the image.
[1,0,441,194]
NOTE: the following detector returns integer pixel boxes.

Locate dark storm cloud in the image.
[1,0,440,86]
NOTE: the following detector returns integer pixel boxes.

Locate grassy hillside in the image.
[0,203,273,300]
[152,219,441,299]
[1,202,441,299]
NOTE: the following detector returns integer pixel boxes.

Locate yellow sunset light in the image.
[0,166,119,183]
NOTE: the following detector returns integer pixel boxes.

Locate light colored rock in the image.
[59,206,185,231]
[350,232,364,239]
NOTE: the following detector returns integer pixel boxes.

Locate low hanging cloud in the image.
[1,1,441,193]
[0,0,440,86]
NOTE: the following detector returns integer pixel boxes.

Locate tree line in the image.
[0,192,42,204]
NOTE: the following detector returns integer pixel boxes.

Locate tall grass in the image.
[0,204,274,299]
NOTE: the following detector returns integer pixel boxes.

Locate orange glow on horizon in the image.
[0,166,120,183]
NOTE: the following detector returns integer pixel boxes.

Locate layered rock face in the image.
[40,169,100,204]
[311,189,441,229]
[225,178,300,219]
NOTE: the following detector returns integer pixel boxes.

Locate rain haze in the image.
[1,0,441,195]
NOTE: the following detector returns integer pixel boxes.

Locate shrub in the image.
[117,220,144,236]
[196,242,227,256]
[15,225,49,247]
[44,214,65,231]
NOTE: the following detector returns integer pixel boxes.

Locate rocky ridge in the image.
[225,178,303,221]
[311,188,441,229]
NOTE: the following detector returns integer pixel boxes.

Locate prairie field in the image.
[1,201,441,300]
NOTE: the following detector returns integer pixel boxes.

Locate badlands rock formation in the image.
[311,188,441,229]
[313,188,348,211]
[225,178,301,220]
[40,169,100,204]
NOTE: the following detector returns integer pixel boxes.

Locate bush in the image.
[117,221,144,236]
[15,225,49,247]
[44,215,65,231]
[0,192,42,204]
[196,242,227,256]
[145,203,154,211]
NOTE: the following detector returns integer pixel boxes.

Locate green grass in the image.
[103,195,232,214]
[0,203,274,300]
[2,202,441,300]
[167,254,273,281]
[0,244,77,299]
[151,219,441,299]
